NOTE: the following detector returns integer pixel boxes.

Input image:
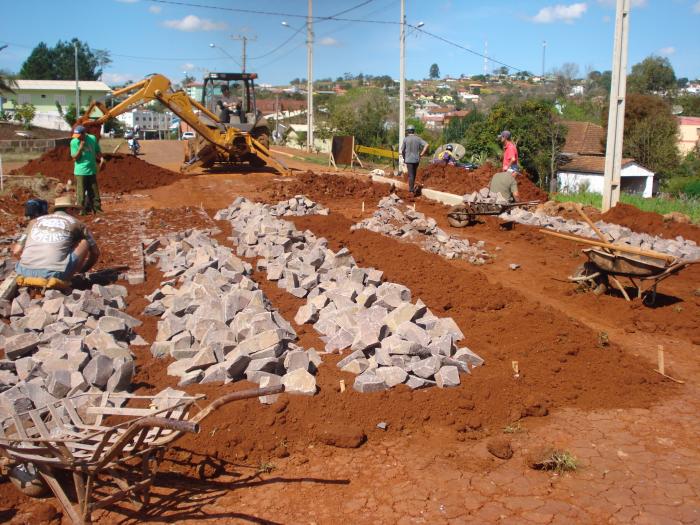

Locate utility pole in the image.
[542,40,547,80]
[399,0,406,171]
[230,34,257,73]
[483,41,488,76]
[306,0,314,153]
[74,42,80,119]
[602,0,630,212]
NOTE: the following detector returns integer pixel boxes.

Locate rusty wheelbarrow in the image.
[447,200,540,227]
[0,385,284,524]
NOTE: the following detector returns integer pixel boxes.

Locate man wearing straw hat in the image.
[14,195,100,285]
[70,124,103,214]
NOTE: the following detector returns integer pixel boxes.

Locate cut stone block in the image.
[283,350,309,372]
[453,347,484,368]
[106,357,135,392]
[336,349,365,370]
[4,333,40,360]
[353,371,388,393]
[82,355,114,389]
[383,303,420,332]
[282,368,316,395]
[224,351,251,381]
[200,363,229,384]
[97,316,128,337]
[178,370,204,386]
[406,375,432,389]
[375,366,408,387]
[246,357,280,375]
[0,385,33,414]
[46,370,72,398]
[186,347,217,372]
[324,328,354,353]
[294,303,318,325]
[150,341,174,359]
[235,329,286,357]
[84,330,121,353]
[396,321,431,347]
[411,356,442,379]
[340,358,369,375]
[434,365,460,388]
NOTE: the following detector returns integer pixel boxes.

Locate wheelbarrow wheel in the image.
[9,462,49,497]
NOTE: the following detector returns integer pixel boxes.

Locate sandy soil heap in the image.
[602,202,700,244]
[11,145,184,193]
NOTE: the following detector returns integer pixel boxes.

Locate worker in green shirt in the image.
[70,124,103,214]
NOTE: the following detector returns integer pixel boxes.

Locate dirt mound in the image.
[602,203,700,244]
[262,171,395,203]
[0,123,68,141]
[10,145,184,193]
[409,163,548,202]
[0,186,36,216]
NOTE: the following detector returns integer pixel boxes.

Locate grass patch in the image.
[503,422,523,434]
[530,449,578,473]
[553,191,700,223]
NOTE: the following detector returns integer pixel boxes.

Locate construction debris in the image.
[216,196,484,392]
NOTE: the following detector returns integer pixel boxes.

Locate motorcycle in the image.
[125,130,140,156]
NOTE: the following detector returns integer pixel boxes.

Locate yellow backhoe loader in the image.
[78,73,288,174]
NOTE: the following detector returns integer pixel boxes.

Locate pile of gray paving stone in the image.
[142,228,319,398]
[216,194,329,221]
[0,284,139,418]
[352,194,489,264]
[217,196,484,392]
[500,204,700,261]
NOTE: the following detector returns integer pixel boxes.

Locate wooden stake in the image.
[511,361,519,378]
[657,346,665,376]
[361,201,365,213]
[339,380,346,393]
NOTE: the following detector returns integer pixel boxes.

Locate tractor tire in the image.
[572,262,608,295]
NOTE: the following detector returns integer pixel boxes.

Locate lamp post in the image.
[74,42,80,119]
[282,13,314,153]
[398,0,423,172]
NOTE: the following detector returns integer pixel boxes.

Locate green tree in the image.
[674,94,700,116]
[429,63,440,80]
[627,55,676,95]
[441,109,483,144]
[19,39,111,80]
[13,103,36,129]
[325,87,392,147]
[604,94,679,177]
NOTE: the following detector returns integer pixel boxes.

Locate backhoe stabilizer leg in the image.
[250,136,290,175]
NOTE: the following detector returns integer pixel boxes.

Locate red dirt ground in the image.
[10,145,184,193]
[2,147,699,524]
[602,202,700,244]
[0,123,68,141]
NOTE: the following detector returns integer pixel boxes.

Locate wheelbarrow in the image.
[447,200,540,227]
[0,384,284,524]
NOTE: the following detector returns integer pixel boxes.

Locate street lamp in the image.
[282,9,314,153]
[209,43,239,65]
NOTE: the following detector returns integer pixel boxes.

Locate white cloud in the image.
[182,63,196,71]
[102,73,134,85]
[694,1,700,13]
[148,5,162,13]
[115,0,139,3]
[163,15,227,32]
[658,46,675,56]
[531,3,588,23]
[597,0,647,7]
[318,37,340,47]
[602,14,611,22]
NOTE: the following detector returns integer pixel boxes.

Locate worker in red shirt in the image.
[499,130,519,172]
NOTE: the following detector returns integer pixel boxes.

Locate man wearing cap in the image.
[11,199,49,257]
[14,195,100,284]
[499,130,519,172]
[400,125,429,194]
[70,124,103,214]
[489,167,521,203]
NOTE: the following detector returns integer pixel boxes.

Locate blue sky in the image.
[1,0,698,86]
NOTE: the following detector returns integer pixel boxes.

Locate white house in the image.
[116,109,173,137]
[557,120,655,198]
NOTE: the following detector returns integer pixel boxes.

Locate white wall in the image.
[558,164,655,198]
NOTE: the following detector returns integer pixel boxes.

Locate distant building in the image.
[117,109,173,137]
[677,116,700,155]
[2,79,111,130]
[557,120,655,198]
[184,82,203,102]
[569,85,585,97]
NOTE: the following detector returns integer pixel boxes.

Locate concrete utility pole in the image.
[399,0,406,171]
[542,40,547,80]
[230,34,257,73]
[306,0,314,153]
[602,0,630,212]
[74,42,80,117]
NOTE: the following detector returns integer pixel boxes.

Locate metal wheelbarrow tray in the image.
[0,385,283,524]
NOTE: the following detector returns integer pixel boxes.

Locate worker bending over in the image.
[489,167,521,203]
[14,195,100,286]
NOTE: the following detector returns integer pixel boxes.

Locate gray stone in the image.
[383,303,420,332]
[396,321,431,347]
[0,385,33,414]
[224,350,251,380]
[282,368,316,395]
[324,328,354,353]
[105,307,142,329]
[236,329,286,357]
[353,371,388,393]
[186,348,217,372]
[294,303,318,325]
[341,358,369,375]
[200,363,229,384]
[336,349,365,369]
[156,316,186,342]
[429,318,464,342]
[178,370,204,386]
[406,375,432,389]
[411,356,442,379]
[4,333,40,360]
[83,355,114,389]
[106,357,134,392]
[258,374,282,404]
[84,330,121,353]
[453,347,484,368]
[434,365,460,388]
[26,310,52,331]
[246,357,280,375]
[375,366,408,387]
[46,370,72,398]
[150,341,173,358]
[97,316,128,337]
[283,350,309,372]
[167,359,193,378]
[42,297,64,315]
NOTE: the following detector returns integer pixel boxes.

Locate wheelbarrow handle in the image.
[135,417,199,434]
[192,384,286,424]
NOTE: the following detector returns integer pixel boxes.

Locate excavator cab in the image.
[202,72,269,147]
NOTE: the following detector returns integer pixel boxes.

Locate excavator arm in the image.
[79,74,287,174]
